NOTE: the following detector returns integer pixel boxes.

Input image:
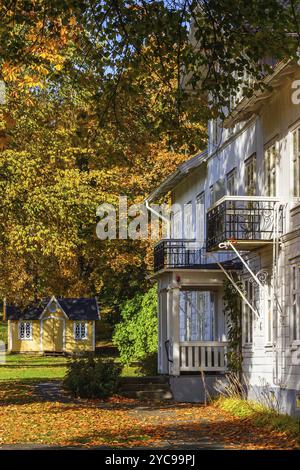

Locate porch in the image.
[158,282,229,376]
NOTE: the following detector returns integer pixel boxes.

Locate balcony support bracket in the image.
[210,252,260,319]
[219,241,267,291]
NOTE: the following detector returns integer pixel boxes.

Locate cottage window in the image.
[264,142,278,197]
[18,322,32,340]
[74,322,87,340]
[245,154,256,196]
[291,265,300,341]
[292,127,300,197]
[243,280,254,345]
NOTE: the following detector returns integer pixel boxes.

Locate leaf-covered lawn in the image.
[0,381,299,449]
[0,401,157,447]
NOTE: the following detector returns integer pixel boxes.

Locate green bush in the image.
[0,322,7,345]
[63,355,121,399]
[113,286,158,365]
[137,352,158,376]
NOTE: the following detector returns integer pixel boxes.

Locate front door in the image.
[42,317,64,352]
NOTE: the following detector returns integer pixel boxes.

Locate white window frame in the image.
[291,264,300,343]
[74,322,88,340]
[18,321,32,340]
[243,280,254,346]
[264,141,278,197]
[291,125,300,197]
[245,154,257,196]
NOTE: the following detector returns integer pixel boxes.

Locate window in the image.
[74,322,87,340]
[210,179,226,206]
[18,322,32,340]
[291,264,300,341]
[172,210,182,239]
[292,127,300,197]
[183,202,193,239]
[209,185,214,206]
[264,142,278,196]
[211,120,218,146]
[196,192,205,246]
[245,155,256,196]
[226,168,237,195]
[243,280,254,345]
[179,290,215,342]
[265,282,273,345]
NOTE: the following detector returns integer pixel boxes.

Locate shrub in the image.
[137,352,158,376]
[113,286,158,365]
[0,322,7,345]
[63,355,121,399]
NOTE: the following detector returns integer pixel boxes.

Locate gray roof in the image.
[146,149,208,203]
[6,297,99,321]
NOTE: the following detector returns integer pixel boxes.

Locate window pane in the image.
[179,290,215,341]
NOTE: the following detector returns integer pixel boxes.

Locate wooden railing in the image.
[179,341,228,372]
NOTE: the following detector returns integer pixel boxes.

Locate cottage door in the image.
[42,317,64,352]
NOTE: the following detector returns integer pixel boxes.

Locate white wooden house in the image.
[147,60,300,415]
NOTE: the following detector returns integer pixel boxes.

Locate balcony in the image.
[153,239,240,272]
[206,196,284,251]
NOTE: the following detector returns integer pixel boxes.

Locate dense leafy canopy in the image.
[0,1,299,309]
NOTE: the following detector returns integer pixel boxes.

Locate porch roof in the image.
[5,297,100,321]
[146,149,208,203]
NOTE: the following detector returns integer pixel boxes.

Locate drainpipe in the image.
[145,199,171,239]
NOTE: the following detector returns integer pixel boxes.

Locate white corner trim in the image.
[8,321,12,351]
[93,322,96,350]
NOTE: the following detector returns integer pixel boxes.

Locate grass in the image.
[0,353,141,381]
[0,354,69,381]
[216,397,300,440]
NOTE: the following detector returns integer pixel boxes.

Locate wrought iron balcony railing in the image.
[206,196,284,251]
[153,239,239,272]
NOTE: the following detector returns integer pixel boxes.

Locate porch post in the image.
[170,286,180,376]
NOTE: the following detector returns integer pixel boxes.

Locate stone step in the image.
[119,382,170,392]
[121,389,173,400]
[119,376,169,385]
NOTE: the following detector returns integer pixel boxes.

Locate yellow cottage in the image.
[5,296,100,354]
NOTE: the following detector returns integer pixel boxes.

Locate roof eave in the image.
[224,60,297,128]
